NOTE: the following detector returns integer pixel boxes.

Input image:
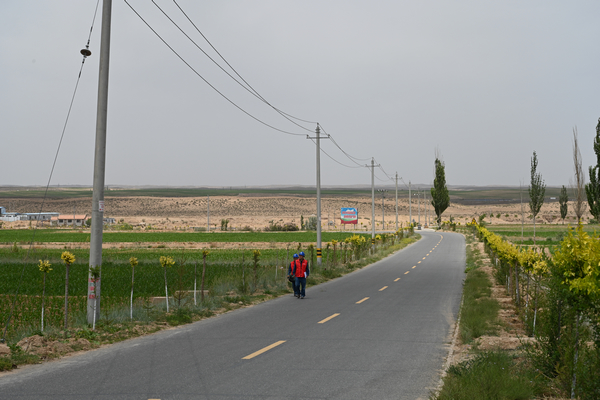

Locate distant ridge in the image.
[0,184,565,191]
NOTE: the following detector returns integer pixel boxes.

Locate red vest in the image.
[293,259,308,277]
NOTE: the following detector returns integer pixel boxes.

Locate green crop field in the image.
[481,224,600,250]
[0,229,370,244]
[486,224,600,239]
[0,247,322,264]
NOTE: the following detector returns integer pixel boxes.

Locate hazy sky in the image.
[2,1,600,188]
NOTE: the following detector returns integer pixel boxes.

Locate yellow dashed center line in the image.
[394,278,401,282]
[356,297,369,304]
[243,340,286,359]
[404,271,410,275]
[422,257,426,260]
[318,313,341,324]
[418,261,422,264]
[379,286,388,291]
[412,266,416,269]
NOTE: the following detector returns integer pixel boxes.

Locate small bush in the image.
[116,223,133,230]
[305,216,318,231]
[74,328,98,341]
[0,357,13,371]
[264,222,299,232]
[166,308,192,326]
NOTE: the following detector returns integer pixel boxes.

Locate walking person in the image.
[292,251,310,299]
[288,254,300,297]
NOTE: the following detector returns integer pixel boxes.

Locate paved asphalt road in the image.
[0,230,465,400]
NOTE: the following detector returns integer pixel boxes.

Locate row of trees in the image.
[553,120,600,229]
[475,224,600,398]
[432,118,600,232]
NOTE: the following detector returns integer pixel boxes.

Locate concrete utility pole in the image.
[378,189,387,230]
[409,181,412,225]
[88,0,112,325]
[424,190,428,227]
[418,190,421,226]
[207,195,210,232]
[371,159,375,249]
[366,158,379,250]
[307,124,329,266]
[395,173,399,231]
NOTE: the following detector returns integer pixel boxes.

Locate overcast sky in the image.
[2,1,600,189]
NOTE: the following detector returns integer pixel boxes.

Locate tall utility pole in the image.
[409,181,412,225]
[378,189,387,230]
[395,173,399,231]
[88,0,112,325]
[366,158,380,250]
[207,195,210,232]
[371,158,375,249]
[307,124,329,266]
[418,190,421,226]
[424,190,428,227]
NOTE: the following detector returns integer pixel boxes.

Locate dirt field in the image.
[1,195,588,231]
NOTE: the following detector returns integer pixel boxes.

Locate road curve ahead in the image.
[0,230,465,400]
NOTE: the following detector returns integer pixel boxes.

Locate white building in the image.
[51,214,88,227]
[23,212,60,221]
[0,212,23,222]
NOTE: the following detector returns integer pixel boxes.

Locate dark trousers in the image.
[290,278,299,295]
[295,277,306,297]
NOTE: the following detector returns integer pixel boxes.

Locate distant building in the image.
[0,212,23,222]
[104,217,116,225]
[23,212,60,221]
[51,214,88,227]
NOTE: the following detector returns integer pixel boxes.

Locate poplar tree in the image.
[559,185,568,224]
[572,127,586,222]
[430,155,449,226]
[528,151,546,245]
[585,118,600,221]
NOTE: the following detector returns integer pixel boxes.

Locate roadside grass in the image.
[435,351,541,400]
[459,237,500,344]
[0,234,420,370]
[459,268,500,344]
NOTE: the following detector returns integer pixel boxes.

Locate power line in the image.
[128,1,404,183]
[308,138,363,169]
[170,0,318,126]
[124,0,306,137]
[319,125,371,164]
[151,0,314,133]
[374,172,390,182]
[377,162,395,181]
[399,176,411,190]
